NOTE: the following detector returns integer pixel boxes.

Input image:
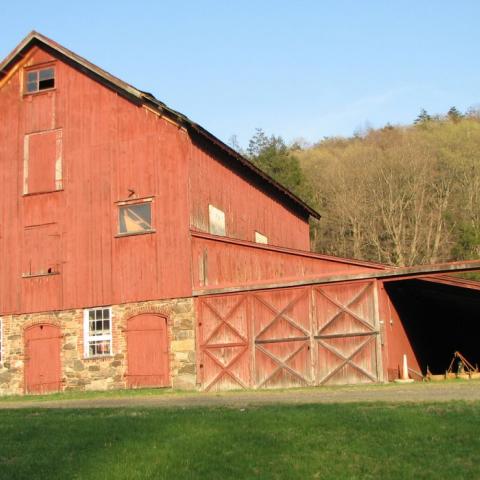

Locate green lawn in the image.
[1,402,479,480]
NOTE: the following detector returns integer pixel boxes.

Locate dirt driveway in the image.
[1,381,480,409]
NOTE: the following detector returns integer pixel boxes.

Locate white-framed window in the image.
[255,231,268,244]
[208,204,226,236]
[83,307,112,358]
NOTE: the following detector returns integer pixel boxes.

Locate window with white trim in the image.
[83,307,112,357]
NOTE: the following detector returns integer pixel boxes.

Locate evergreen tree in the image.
[414,108,431,125]
[246,129,315,206]
[447,106,463,123]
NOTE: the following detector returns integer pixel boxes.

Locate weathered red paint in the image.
[191,232,383,292]
[197,281,382,391]
[377,281,421,380]
[0,41,317,316]
[126,314,170,388]
[24,324,62,394]
[189,139,310,250]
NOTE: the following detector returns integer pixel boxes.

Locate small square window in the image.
[118,202,152,235]
[25,67,55,94]
[83,307,112,358]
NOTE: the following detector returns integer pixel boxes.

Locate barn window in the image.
[208,205,226,236]
[25,67,55,94]
[255,231,268,244]
[118,201,153,235]
[83,307,112,358]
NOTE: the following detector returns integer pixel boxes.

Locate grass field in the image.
[1,402,479,479]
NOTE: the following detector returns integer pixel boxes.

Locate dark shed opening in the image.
[385,279,480,375]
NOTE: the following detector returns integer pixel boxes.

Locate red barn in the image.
[0,32,479,394]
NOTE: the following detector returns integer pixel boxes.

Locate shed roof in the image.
[0,31,320,220]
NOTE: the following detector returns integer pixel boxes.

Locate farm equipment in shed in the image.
[427,351,480,381]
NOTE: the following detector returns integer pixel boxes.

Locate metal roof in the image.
[0,31,320,220]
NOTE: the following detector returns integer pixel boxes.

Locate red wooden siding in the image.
[126,314,170,388]
[192,233,384,292]
[377,281,421,380]
[24,324,62,394]
[189,139,310,250]
[314,283,380,385]
[0,45,192,314]
[22,223,60,275]
[24,129,61,193]
[197,281,382,391]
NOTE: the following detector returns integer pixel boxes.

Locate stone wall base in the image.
[0,297,197,396]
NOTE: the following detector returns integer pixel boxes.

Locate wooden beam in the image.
[192,260,480,297]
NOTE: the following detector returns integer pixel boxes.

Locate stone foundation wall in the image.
[0,297,196,396]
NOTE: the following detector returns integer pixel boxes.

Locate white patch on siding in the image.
[208,205,226,236]
[255,231,268,244]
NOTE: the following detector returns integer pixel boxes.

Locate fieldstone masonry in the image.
[0,297,196,395]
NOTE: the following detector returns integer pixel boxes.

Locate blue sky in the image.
[2,1,480,147]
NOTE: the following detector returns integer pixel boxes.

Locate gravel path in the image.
[1,381,480,409]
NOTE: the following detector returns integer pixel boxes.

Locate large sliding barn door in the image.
[198,295,250,391]
[197,281,382,391]
[252,289,311,388]
[313,282,380,385]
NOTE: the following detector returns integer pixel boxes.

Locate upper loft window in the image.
[118,201,153,236]
[25,67,55,94]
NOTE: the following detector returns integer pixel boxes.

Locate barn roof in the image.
[0,31,320,220]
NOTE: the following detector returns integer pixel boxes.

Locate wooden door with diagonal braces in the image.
[197,294,250,391]
[252,289,311,388]
[197,281,382,390]
[313,282,381,386]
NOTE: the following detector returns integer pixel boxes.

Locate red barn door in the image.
[313,282,380,385]
[126,314,170,388]
[252,289,311,389]
[24,324,62,394]
[197,295,250,391]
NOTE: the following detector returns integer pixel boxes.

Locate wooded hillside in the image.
[244,110,480,266]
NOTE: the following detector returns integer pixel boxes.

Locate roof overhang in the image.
[192,259,480,296]
[0,31,320,220]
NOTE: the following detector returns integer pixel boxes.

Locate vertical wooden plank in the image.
[373,280,385,383]
[308,286,316,386]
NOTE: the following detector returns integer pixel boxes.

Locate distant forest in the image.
[237,107,480,267]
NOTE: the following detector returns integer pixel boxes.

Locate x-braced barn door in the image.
[313,282,381,385]
[252,289,312,388]
[198,295,250,391]
[197,281,382,391]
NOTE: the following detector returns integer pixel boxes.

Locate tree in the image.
[447,106,463,123]
[414,109,431,125]
[246,129,315,206]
